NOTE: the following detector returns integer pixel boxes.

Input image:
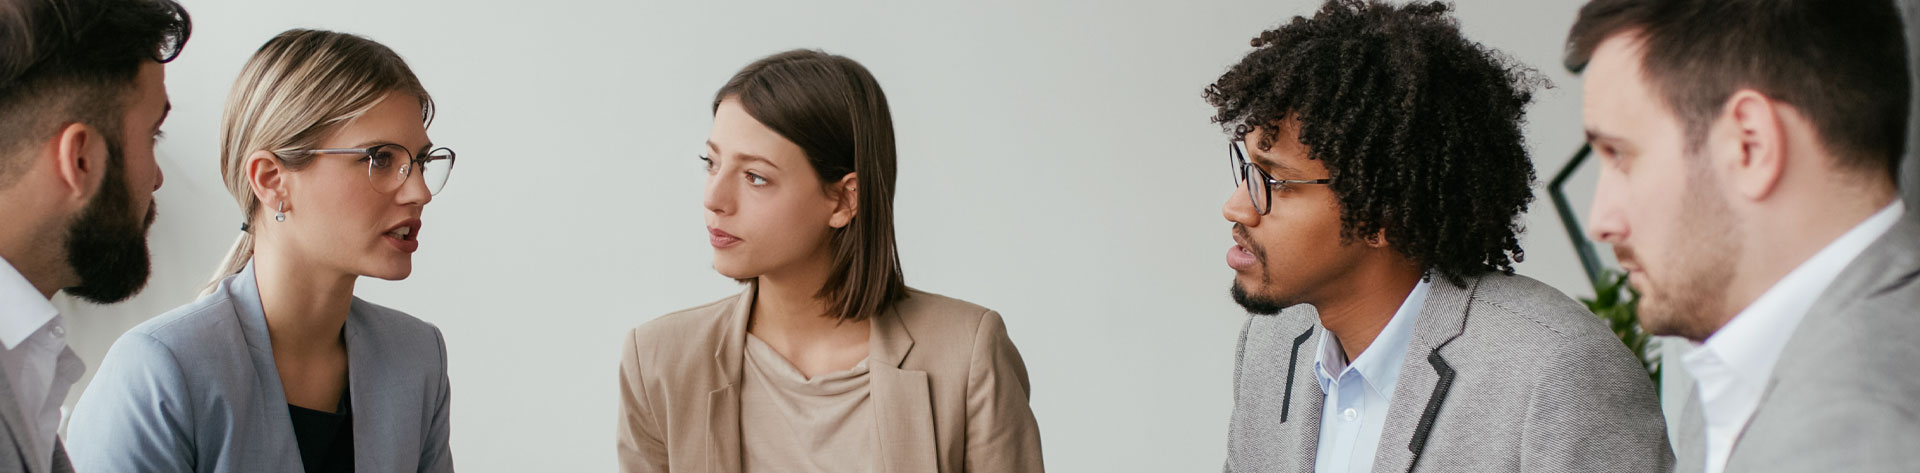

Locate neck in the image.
[1313,256,1424,363]
[750,254,867,347]
[0,195,72,299]
[1718,186,1898,327]
[252,242,357,356]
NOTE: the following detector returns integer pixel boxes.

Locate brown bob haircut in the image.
[713,49,908,322]
[1564,0,1910,181]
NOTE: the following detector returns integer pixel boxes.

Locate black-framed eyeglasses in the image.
[297,143,456,195]
[1230,139,1329,215]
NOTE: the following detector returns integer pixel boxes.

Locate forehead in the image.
[1581,35,1660,125]
[328,92,430,148]
[1244,121,1323,176]
[710,99,806,164]
[131,62,167,108]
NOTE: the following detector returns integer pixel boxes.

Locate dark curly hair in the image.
[1205,0,1542,287]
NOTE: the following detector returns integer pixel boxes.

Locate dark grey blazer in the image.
[1225,272,1672,473]
[0,366,71,473]
[1674,215,1920,473]
[64,263,454,472]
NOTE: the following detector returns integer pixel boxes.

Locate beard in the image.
[1229,224,1293,316]
[60,138,156,304]
[1630,158,1740,342]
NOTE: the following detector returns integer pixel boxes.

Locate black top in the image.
[288,389,354,473]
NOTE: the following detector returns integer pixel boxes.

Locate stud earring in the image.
[275,201,287,222]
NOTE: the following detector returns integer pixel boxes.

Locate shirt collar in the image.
[1686,200,1907,385]
[0,255,60,350]
[1315,278,1433,398]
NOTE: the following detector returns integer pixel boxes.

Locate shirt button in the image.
[1342,408,1358,421]
[49,326,64,337]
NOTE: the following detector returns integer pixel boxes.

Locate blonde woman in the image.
[67,29,455,473]
[616,49,1044,473]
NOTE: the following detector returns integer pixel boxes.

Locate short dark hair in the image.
[714,49,908,322]
[1205,0,1541,287]
[0,0,191,186]
[1565,0,1910,181]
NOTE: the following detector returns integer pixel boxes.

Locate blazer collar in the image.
[1370,274,1480,473]
[221,261,333,471]
[711,283,757,387]
[704,284,935,472]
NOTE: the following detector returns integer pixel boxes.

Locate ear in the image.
[1365,229,1390,249]
[49,122,111,205]
[1721,89,1787,201]
[828,172,858,229]
[244,150,290,216]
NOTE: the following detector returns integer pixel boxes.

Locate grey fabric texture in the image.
[0,358,71,473]
[1671,216,1920,473]
[1225,272,1672,473]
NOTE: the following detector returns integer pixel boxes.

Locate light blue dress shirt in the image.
[1313,279,1430,473]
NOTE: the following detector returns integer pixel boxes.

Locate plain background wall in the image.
[54,1,1638,471]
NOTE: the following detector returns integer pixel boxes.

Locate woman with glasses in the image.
[616,49,1044,473]
[68,29,455,473]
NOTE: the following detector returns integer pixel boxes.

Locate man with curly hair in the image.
[1213,1,1670,472]
[1568,0,1917,472]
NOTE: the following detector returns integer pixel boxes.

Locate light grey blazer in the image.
[1225,272,1672,473]
[65,263,454,473]
[1673,215,1920,473]
[0,362,71,473]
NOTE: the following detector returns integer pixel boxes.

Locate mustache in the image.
[1233,224,1267,261]
[1611,244,1636,268]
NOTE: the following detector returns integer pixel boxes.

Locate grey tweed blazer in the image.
[1225,272,1672,473]
[0,360,71,473]
[1673,214,1920,473]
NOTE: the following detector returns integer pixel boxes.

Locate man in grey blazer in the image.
[0,0,190,471]
[1566,0,1917,471]
[1207,1,1671,472]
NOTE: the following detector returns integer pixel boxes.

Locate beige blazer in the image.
[617,284,1044,473]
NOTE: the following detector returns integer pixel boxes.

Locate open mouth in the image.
[386,225,415,241]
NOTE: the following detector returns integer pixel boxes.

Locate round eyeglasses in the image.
[1230,139,1329,215]
[298,143,456,195]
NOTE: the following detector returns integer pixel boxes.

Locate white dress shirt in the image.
[1313,279,1431,473]
[0,255,85,473]
[1683,200,1906,473]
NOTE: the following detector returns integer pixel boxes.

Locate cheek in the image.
[298,174,386,241]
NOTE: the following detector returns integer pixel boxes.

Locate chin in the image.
[364,261,414,281]
[710,257,760,280]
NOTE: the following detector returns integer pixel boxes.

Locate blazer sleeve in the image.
[65,331,196,473]
[1518,335,1673,472]
[617,329,669,473]
[963,310,1045,472]
[418,325,455,473]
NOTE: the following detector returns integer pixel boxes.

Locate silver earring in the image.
[274,201,287,222]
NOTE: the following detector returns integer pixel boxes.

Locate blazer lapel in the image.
[1672,383,1708,473]
[1286,325,1323,473]
[1371,275,1477,473]
[0,359,36,473]
[227,262,304,471]
[1732,214,1920,464]
[868,308,938,473]
[704,284,755,473]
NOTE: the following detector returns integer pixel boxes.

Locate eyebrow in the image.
[705,140,780,169]
[154,101,171,129]
[347,140,435,155]
[1584,128,1633,152]
[1248,151,1302,178]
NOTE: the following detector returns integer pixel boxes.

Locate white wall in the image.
[59,1,1623,471]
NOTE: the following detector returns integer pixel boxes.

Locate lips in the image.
[709,227,742,249]
[1227,230,1260,271]
[384,218,421,253]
